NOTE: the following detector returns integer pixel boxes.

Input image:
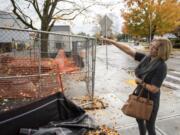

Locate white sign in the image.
[99,15,113,36]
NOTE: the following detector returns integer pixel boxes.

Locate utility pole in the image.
[149,1,152,43]
[99,15,112,70]
[105,15,108,70]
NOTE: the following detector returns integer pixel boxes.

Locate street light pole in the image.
[149,17,151,42]
[105,15,109,70]
[149,1,152,43]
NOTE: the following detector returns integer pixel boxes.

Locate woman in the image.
[101,37,172,135]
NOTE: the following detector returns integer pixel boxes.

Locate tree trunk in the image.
[40,16,49,58]
[40,33,49,58]
[151,25,156,41]
[148,25,156,43]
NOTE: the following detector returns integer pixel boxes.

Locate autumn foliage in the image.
[122,0,180,40]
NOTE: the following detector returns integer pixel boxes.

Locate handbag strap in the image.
[134,75,150,102]
[136,86,150,101]
[133,75,151,101]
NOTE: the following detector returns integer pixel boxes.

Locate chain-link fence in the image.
[0,27,96,112]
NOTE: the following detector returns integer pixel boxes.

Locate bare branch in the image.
[10,0,37,29]
[43,0,51,18]
[59,0,77,5]
[24,0,42,19]
[57,3,96,20]
[33,0,42,19]
[48,20,56,31]
[48,0,59,23]
[53,8,80,18]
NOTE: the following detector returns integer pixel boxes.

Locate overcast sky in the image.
[0,0,125,35]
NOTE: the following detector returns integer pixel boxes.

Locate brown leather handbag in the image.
[121,87,154,120]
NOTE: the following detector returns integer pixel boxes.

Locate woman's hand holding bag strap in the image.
[121,77,154,120]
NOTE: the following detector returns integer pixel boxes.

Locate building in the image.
[49,25,72,56]
[0,11,30,52]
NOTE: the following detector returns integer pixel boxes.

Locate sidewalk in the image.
[66,45,180,135]
[94,45,180,135]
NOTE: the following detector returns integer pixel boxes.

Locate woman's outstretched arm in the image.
[101,38,136,58]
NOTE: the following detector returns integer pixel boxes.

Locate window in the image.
[56,42,63,49]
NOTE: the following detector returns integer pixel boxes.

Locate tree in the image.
[116,33,132,41]
[10,0,100,57]
[174,26,180,38]
[122,0,180,41]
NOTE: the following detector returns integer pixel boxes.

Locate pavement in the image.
[65,44,180,135]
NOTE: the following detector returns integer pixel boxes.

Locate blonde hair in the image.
[153,38,172,61]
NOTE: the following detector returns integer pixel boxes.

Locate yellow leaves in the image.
[53,16,63,20]
[122,0,180,36]
[86,125,120,135]
[124,79,136,86]
[155,0,180,34]
[122,24,129,34]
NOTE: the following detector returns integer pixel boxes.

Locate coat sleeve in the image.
[134,52,146,62]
